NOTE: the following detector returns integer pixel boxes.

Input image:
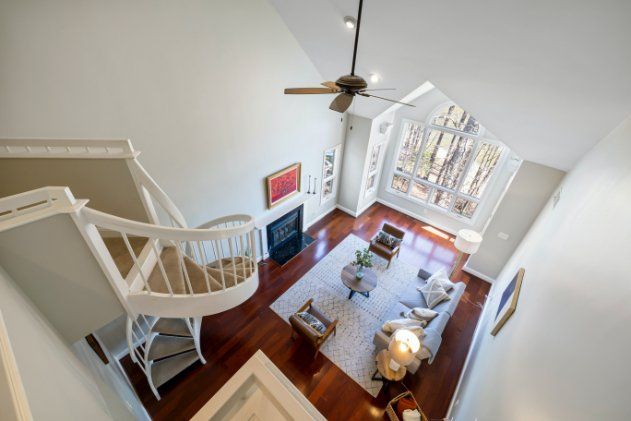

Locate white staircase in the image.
[0,139,260,400]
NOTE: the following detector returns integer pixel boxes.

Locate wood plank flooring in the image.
[120,203,490,420]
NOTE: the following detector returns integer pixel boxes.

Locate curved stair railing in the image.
[0,186,259,400]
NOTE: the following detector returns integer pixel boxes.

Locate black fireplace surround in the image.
[266,204,314,266]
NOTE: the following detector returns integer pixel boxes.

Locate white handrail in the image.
[83,208,253,242]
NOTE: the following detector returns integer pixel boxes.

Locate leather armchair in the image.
[369,223,405,268]
[289,299,338,357]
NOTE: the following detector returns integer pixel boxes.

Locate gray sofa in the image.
[373,268,465,374]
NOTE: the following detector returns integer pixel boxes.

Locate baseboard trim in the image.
[305,207,336,229]
[375,198,458,236]
[356,198,377,217]
[335,204,357,217]
[462,265,495,284]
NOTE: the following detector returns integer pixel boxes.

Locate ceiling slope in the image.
[268,0,631,170]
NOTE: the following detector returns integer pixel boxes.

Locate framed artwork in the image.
[491,268,525,336]
[266,163,301,208]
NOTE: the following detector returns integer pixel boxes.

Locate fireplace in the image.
[266,204,314,265]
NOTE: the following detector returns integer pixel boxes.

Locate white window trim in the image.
[364,142,384,197]
[320,144,342,205]
[386,115,508,225]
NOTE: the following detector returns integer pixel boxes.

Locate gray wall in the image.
[0,0,346,227]
[0,158,149,222]
[466,161,565,279]
[0,215,123,343]
[337,114,372,213]
[0,266,129,420]
[452,115,631,420]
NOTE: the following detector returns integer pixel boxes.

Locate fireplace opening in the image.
[266,204,314,266]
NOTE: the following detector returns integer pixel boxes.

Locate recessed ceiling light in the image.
[343,16,356,29]
[370,73,381,83]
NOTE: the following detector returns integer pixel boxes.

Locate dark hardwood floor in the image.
[121,202,490,420]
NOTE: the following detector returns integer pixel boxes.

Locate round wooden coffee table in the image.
[341,264,377,299]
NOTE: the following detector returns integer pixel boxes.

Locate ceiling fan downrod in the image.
[350,0,363,76]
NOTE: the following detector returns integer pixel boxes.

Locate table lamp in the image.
[452,229,483,278]
[387,329,421,371]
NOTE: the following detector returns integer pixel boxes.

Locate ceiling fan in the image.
[284,0,415,113]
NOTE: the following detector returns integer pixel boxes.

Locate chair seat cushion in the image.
[296,311,326,335]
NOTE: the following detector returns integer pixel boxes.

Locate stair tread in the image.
[152,318,192,337]
[146,247,254,295]
[148,335,196,361]
[151,350,199,388]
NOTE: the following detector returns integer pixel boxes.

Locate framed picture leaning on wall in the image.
[491,267,525,336]
[266,163,301,208]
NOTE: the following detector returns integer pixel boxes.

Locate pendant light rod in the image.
[350,0,363,76]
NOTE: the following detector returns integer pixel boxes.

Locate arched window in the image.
[389,104,504,219]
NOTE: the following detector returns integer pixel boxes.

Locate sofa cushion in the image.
[425,267,455,291]
[419,278,451,309]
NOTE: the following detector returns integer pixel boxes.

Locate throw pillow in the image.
[296,312,326,335]
[396,397,418,420]
[382,318,426,337]
[405,307,438,322]
[376,230,402,248]
[419,277,451,309]
[401,311,428,327]
[426,267,455,291]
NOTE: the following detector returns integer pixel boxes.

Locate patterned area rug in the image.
[270,234,420,396]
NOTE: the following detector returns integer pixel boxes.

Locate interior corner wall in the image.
[337,114,372,214]
[465,161,565,280]
[451,114,631,420]
[0,0,346,227]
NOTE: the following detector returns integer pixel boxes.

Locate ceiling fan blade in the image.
[360,88,396,92]
[321,81,341,91]
[284,87,339,94]
[358,92,415,107]
[329,93,354,113]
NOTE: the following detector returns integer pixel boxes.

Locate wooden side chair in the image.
[289,299,338,357]
[369,223,405,268]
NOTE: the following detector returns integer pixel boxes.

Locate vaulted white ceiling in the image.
[269,0,631,170]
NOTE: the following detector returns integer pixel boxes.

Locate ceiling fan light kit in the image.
[283,0,414,114]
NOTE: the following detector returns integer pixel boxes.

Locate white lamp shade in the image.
[454,229,483,255]
[388,329,421,367]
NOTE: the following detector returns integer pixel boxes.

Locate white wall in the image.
[451,115,631,420]
[377,88,519,235]
[337,114,372,213]
[0,266,132,420]
[465,161,565,280]
[0,0,346,227]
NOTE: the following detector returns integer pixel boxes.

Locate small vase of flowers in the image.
[352,248,373,279]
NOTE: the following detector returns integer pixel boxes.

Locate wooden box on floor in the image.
[385,392,429,421]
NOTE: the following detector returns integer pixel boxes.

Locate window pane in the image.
[369,144,382,173]
[410,182,429,201]
[396,121,424,175]
[453,197,478,218]
[431,104,480,135]
[417,129,475,190]
[322,179,334,198]
[366,174,376,192]
[430,189,454,209]
[323,149,336,178]
[460,142,503,198]
[391,175,410,193]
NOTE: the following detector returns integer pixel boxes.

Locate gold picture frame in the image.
[265,163,301,209]
[491,268,525,336]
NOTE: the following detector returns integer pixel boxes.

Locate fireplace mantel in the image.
[254,192,309,230]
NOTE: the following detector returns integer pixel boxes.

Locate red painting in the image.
[266,163,301,208]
